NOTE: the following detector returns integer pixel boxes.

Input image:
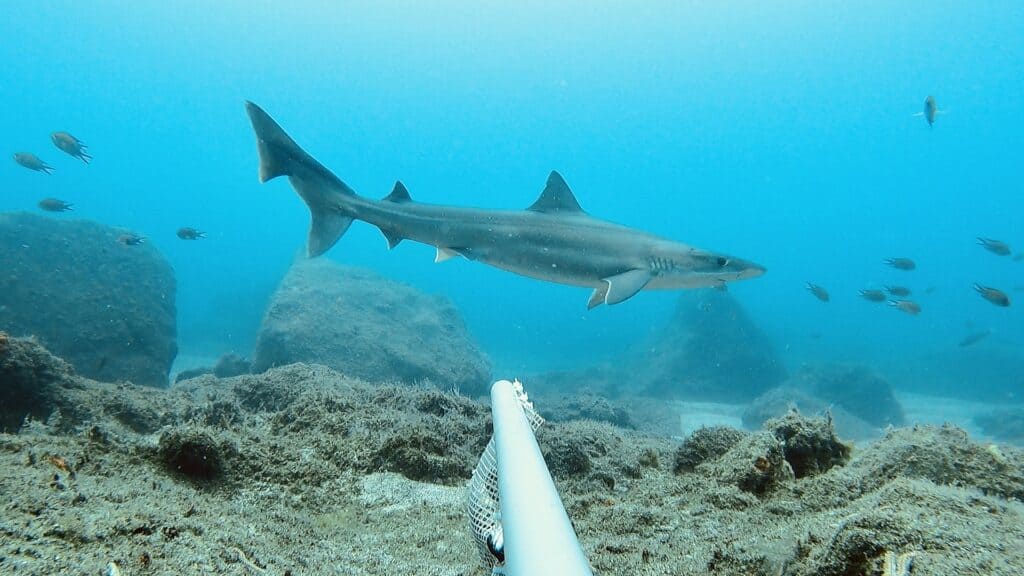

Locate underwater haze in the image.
[2,1,1023,396]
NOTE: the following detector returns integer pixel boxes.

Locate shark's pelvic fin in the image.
[245,101,356,257]
[527,171,586,215]
[384,181,412,203]
[602,269,652,306]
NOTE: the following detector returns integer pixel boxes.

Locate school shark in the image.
[245,102,765,308]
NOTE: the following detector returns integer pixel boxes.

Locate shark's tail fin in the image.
[245,101,356,257]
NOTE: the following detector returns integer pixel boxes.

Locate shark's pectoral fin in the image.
[599,269,652,306]
[587,285,609,309]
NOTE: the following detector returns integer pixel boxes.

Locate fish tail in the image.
[245,101,357,257]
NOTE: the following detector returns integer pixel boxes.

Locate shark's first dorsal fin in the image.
[527,171,585,215]
[384,181,412,203]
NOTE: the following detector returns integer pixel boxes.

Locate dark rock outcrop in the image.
[252,259,490,395]
[529,290,783,403]
[0,332,79,431]
[0,212,176,386]
[633,290,785,400]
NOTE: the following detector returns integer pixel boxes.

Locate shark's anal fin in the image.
[527,171,586,215]
[600,269,652,306]
[381,229,403,249]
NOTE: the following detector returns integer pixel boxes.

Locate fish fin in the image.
[308,214,353,257]
[435,247,460,263]
[384,181,412,203]
[602,269,652,305]
[245,101,358,257]
[381,229,403,249]
[587,285,608,309]
[527,171,586,215]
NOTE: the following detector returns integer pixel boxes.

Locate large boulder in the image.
[528,290,782,403]
[632,289,785,400]
[0,213,177,386]
[252,259,490,395]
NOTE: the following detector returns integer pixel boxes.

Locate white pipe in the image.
[491,379,593,576]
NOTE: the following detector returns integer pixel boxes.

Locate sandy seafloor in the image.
[3,338,1024,576]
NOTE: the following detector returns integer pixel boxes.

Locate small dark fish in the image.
[888,300,921,315]
[51,132,91,164]
[806,282,829,302]
[885,257,916,271]
[117,233,146,246]
[13,152,54,174]
[859,289,887,302]
[886,285,911,297]
[959,329,991,348]
[923,286,938,294]
[977,237,1011,256]
[176,227,207,240]
[974,284,1010,307]
[917,95,940,126]
[38,198,73,212]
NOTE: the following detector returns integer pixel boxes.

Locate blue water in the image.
[2,2,1022,397]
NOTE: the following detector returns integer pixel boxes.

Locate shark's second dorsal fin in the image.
[527,171,585,215]
[384,181,412,203]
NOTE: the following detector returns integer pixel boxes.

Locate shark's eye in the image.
[716,257,730,268]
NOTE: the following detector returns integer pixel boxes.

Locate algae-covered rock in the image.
[766,410,851,478]
[699,431,795,496]
[0,212,177,386]
[156,426,237,483]
[0,333,79,431]
[252,259,490,395]
[673,425,746,474]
